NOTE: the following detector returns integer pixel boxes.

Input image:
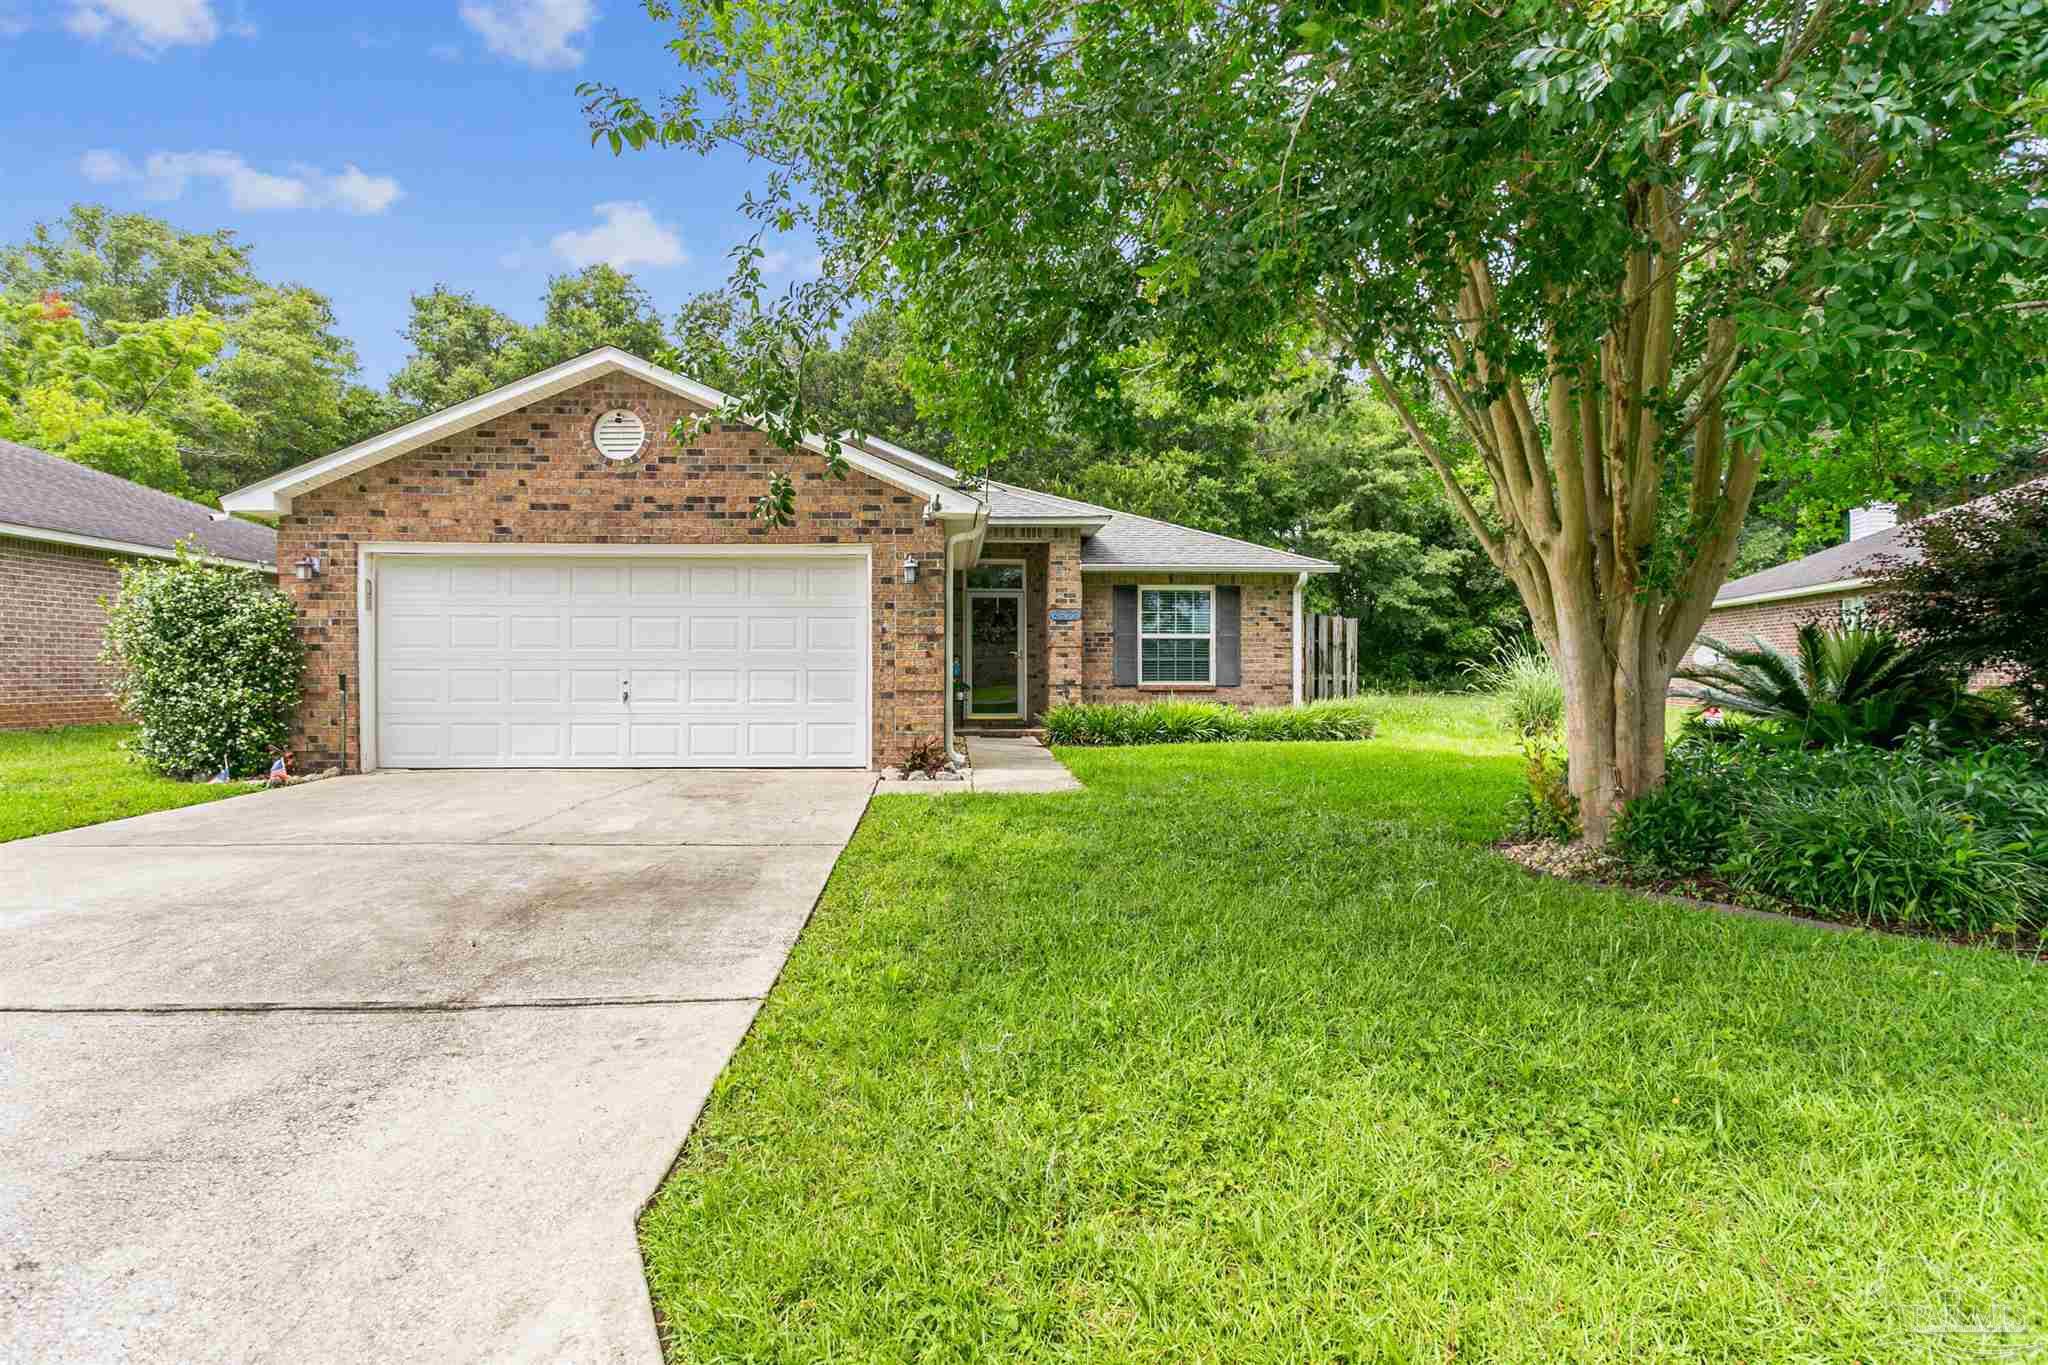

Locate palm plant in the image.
[1676,624,1968,748]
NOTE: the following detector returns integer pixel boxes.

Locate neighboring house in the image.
[219,348,1336,773]
[0,439,277,730]
[1684,477,2046,673]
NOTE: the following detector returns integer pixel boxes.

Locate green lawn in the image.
[0,724,258,842]
[643,695,2047,1362]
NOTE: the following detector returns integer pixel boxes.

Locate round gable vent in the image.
[593,409,647,461]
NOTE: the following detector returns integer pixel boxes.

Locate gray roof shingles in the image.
[983,480,1334,572]
[0,438,277,566]
[1713,475,2048,603]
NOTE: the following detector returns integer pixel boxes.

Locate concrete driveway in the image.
[0,768,874,1364]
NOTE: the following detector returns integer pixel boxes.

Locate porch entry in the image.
[965,561,1026,719]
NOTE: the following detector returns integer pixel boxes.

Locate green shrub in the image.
[101,545,303,779]
[1675,622,1990,750]
[1462,635,1564,737]
[1505,733,1579,841]
[1043,698,1375,746]
[1615,732,2048,933]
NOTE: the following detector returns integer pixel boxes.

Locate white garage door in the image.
[374,554,869,768]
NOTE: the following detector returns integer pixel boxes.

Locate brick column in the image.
[1046,530,1083,709]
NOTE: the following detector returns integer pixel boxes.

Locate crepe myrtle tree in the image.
[585,0,2048,842]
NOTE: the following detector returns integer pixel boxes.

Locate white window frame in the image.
[1138,584,1215,687]
[1839,594,1871,629]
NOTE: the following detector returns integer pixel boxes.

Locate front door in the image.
[967,593,1024,718]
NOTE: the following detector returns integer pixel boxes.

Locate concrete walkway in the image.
[0,768,874,1364]
[874,735,1082,795]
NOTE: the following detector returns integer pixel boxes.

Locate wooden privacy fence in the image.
[1302,613,1359,701]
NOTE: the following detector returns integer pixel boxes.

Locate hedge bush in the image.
[1043,698,1375,746]
[101,544,303,779]
[1615,732,2048,934]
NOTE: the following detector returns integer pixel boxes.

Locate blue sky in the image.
[1,0,808,382]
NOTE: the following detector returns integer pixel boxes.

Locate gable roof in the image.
[1714,474,2048,606]
[0,438,276,568]
[220,348,979,517]
[984,480,1335,574]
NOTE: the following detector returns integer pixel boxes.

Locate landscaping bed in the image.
[640,697,2048,1361]
[1043,697,1375,746]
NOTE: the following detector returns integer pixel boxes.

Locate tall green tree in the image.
[388,266,674,414]
[0,205,392,494]
[0,293,240,494]
[588,0,2048,842]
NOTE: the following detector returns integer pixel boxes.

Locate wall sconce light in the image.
[902,553,920,585]
[293,555,322,581]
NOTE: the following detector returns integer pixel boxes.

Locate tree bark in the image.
[1365,189,1759,846]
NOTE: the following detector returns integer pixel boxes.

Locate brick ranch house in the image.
[1,439,276,730]
[1681,478,2044,681]
[219,348,1335,772]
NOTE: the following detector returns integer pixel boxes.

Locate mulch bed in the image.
[1495,839,2046,962]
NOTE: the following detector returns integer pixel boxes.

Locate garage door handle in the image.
[621,680,631,704]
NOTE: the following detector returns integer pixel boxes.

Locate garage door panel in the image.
[377,554,867,768]
[692,566,740,597]
[569,616,621,650]
[631,616,681,650]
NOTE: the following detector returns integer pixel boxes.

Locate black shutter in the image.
[1113,585,1139,686]
[1215,585,1242,687]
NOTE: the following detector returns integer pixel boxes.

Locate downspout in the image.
[942,504,989,765]
[1292,571,1307,705]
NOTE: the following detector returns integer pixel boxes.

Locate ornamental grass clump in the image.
[101,543,303,779]
[1462,636,1564,738]
[1043,699,1374,747]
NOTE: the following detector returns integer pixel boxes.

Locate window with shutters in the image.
[1139,586,1213,684]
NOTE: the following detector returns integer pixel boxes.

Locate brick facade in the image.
[1688,590,1863,664]
[276,375,949,771]
[1682,587,2007,693]
[0,535,132,730]
[1081,572,1297,708]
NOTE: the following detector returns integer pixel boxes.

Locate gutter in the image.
[1292,572,1307,705]
[1078,562,1339,575]
[0,521,272,571]
[1710,575,1869,609]
[941,502,990,766]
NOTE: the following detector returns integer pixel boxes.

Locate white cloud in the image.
[66,0,218,51]
[324,163,404,215]
[756,248,824,278]
[79,149,404,216]
[551,201,687,270]
[79,148,133,183]
[458,0,593,69]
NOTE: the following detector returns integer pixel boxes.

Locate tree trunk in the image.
[1362,200,1757,849]
[1554,600,1673,846]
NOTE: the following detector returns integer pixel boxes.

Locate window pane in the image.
[1141,637,1211,684]
[1141,588,1211,635]
[967,565,1025,590]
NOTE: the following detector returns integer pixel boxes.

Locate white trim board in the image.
[353,541,874,772]
[222,347,979,517]
[1079,562,1336,575]
[1711,576,1870,609]
[0,520,272,570]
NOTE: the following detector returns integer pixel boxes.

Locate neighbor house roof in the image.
[984,479,1336,574]
[0,438,276,568]
[221,348,982,518]
[1713,473,2048,608]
